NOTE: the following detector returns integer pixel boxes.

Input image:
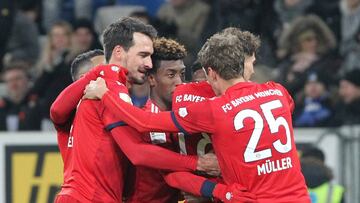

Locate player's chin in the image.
[132,76,146,85]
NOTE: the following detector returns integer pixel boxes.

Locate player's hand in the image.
[85,64,128,84]
[213,183,256,203]
[83,77,109,100]
[183,192,211,203]
[197,153,220,176]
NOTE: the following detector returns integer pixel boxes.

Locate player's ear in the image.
[148,74,156,87]
[113,45,126,62]
[207,67,217,81]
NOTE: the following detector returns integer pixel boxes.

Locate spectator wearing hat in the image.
[294,72,334,127]
[331,69,360,125]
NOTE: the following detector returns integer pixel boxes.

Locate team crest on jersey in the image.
[111,65,120,72]
[178,107,188,118]
[119,93,132,104]
[100,70,105,76]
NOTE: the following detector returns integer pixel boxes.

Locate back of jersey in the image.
[211,81,309,202]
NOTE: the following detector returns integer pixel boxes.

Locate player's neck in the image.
[150,92,171,111]
[219,77,246,95]
[108,58,126,69]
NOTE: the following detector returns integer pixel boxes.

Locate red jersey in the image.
[126,99,179,203]
[171,81,309,202]
[172,81,216,156]
[59,80,130,202]
[55,122,74,189]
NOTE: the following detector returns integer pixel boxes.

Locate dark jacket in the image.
[0,96,42,131]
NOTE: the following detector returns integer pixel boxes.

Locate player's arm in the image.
[51,65,127,125]
[108,125,198,172]
[50,73,93,125]
[163,172,257,202]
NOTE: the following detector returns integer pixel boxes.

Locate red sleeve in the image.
[109,126,197,171]
[172,99,215,134]
[163,172,207,196]
[50,64,128,126]
[101,91,178,133]
[101,91,215,134]
[50,73,94,126]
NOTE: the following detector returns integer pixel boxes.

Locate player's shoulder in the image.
[262,81,282,87]
[175,81,214,96]
[107,80,129,94]
[142,99,157,112]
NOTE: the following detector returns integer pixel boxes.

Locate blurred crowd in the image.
[0,0,360,131]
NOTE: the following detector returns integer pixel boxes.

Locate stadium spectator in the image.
[301,147,345,203]
[276,15,339,97]
[30,21,73,128]
[67,18,102,62]
[294,72,334,127]
[340,0,360,62]
[157,0,210,68]
[83,27,311,202]
[332,69,360,125]
[0,62,42,131]
[341,22,360,74]
[2,3,39,72]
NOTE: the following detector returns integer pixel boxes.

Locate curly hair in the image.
[149,37,187,73]
[198,27,260,80]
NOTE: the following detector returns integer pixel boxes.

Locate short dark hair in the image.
[198,27,260,80]
[102,17,157,62]
[70,49,104,81]
[149,37,186,74]
[302,147,325,162]
[191,60,202,73]
[2,62,30,79]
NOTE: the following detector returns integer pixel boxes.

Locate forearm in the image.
[111,127,197,171]
[102,91,178,133]
[164,172,206,196]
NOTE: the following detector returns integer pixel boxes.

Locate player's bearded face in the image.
[124,32,154,84]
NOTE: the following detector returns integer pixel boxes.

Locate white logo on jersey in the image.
[178,107,188,118]
[119,93,132,104]
[100,70,104,76]
[111,66,119,72]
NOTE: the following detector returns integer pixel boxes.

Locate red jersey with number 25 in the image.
[172,81,310,203]
[172,81,216,156]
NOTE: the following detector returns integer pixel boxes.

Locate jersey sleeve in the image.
[50,72,94,126]
[99,80,131,129]
[163,172,222,198]
[172,100,215,135]
[101,90,178,133]
[109,126,197,171]
[101,90,215,134]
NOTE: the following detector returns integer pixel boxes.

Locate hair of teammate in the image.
[70,49,104,81]
[197,27,260,80]
[102,17,157,63]
[148,37,187,74]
